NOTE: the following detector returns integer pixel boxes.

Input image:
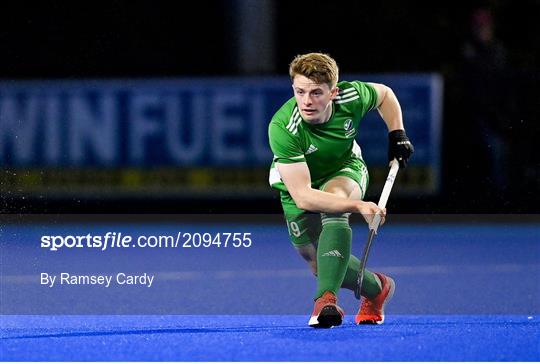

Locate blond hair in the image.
[289,53,339,88]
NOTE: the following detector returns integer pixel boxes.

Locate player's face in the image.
[292,75,338,124]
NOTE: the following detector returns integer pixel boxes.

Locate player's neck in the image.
[322,103,334,124]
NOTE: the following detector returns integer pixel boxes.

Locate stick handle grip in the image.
[369,159,400,232]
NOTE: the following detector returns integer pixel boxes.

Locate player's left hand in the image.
[356,201,386,226]
[388,129,414,168]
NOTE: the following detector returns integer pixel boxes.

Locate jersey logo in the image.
[344,119,355,138]
[305,144,318,155]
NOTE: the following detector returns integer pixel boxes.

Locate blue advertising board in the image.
[0,75,442,195]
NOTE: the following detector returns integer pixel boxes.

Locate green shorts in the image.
[280,157,369,247]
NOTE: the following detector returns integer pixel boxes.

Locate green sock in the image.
[315,215,352,299]
[341,254,382,298]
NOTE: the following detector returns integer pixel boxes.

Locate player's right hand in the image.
[356,201,386,226]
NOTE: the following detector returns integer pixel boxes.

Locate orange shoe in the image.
[355,273,395,325]
[308,291,345,328]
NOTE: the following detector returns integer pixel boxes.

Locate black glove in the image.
[388,129,414,168]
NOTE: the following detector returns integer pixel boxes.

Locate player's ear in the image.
[329,86,339,99]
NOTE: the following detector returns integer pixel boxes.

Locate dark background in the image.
[1,0,539,214]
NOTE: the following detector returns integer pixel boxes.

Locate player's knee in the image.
[295,243,316,261]
[294,244,319,276]
[310,261,318,276]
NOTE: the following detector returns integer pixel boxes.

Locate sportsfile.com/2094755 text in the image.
[40,232,253,251]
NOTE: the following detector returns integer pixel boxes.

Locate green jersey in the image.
[268,80,378,192]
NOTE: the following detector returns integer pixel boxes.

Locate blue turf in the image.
[1,222,539,360]
[2,315,539,361]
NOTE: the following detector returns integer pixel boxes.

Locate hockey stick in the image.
[354,159,400,299]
